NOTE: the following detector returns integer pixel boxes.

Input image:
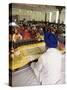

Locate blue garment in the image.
[44,32,58,48]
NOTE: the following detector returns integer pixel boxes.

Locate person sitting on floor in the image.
[23,28,31,41]
[31,32,64,85]
[12,28,22,43]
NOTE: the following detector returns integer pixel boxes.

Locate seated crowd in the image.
[9,21,65,51]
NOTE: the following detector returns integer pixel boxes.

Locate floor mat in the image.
[12,65,40,86]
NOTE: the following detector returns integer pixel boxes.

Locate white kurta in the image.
[31,48,64,85]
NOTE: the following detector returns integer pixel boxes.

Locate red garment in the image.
[23,30,31,40]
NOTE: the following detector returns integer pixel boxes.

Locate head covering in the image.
[9,22,19,27]
[44,32,57,48]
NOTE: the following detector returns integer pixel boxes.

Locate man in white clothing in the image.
[31,32,64,85]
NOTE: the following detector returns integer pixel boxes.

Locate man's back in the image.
[39,48,63,84]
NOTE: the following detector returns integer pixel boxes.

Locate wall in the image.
[12,7,65,23]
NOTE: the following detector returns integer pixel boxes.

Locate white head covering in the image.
[9,22,19,27]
